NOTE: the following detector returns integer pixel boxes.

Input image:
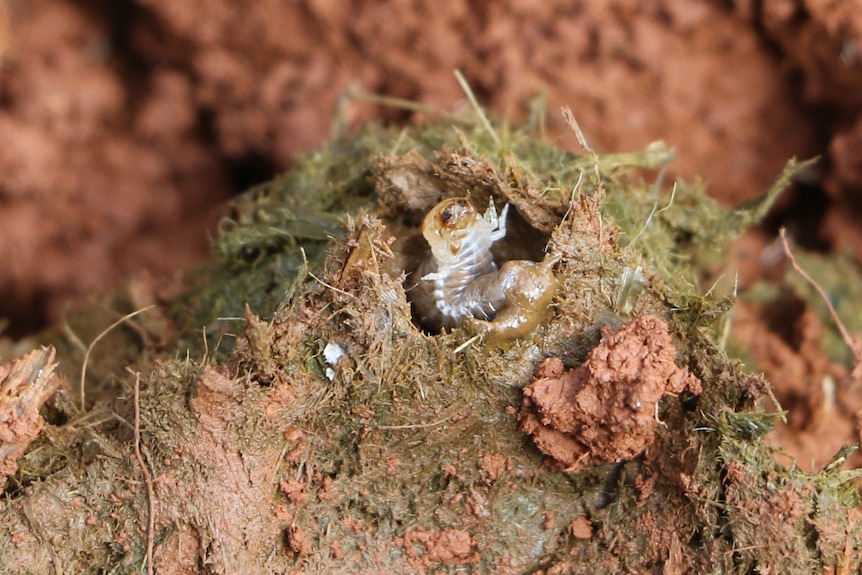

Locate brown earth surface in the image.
[2,0,862,572]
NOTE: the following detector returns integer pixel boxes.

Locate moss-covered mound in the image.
[0,111,858,574]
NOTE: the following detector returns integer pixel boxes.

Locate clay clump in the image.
[520,314,702,472]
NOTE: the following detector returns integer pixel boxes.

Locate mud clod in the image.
[285,525,313,558]
[398,528,478,572]
[520,315,702,472]
[569,517,593,540]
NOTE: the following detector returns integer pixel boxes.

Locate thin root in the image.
[79,305,155,410]
[779,228,862,383]
[133,372,156,575]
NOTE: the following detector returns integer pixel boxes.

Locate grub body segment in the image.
[411,197,557,342]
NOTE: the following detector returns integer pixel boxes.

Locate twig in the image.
[626,183,677,248]
[299,246,355,299]
[454,70,501,148]
[79,305,155,410]
[133,372,155,575]
[562,106,603,194]
[345,87,456,119]
[779,228,862,380]
[377,415,455,430]
[562,107,594,155]
[453,334,481,354]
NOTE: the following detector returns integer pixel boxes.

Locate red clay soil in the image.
[2,0,862,508]
[520,316,702,473]
[740,0,862,257]
[0,0,839,336]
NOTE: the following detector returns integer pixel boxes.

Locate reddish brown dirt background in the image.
[1,0,862,477]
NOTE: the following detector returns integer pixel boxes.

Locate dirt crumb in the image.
[285,525,312,557]
[520,315,701,472]
[278,479,308,504]
[398,528,478,571]
[264,384,294,419]
[479,453,507,484]
[570,517,593,540]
